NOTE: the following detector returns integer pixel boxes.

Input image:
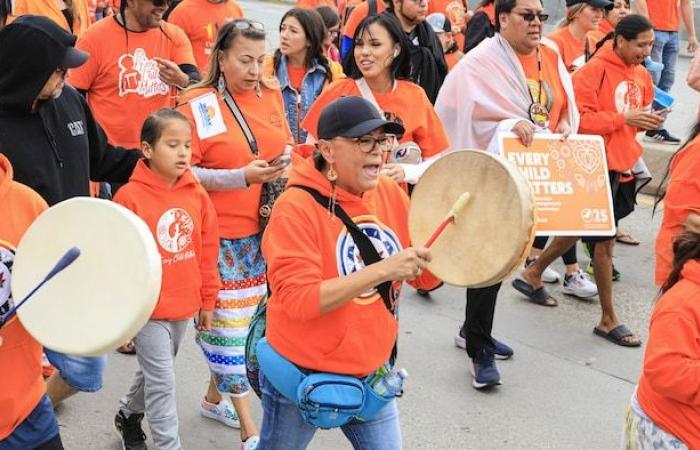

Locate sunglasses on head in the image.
[514,12,549,22]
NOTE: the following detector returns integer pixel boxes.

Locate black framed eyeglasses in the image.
[338,134,396,153]
[514,12,549,22]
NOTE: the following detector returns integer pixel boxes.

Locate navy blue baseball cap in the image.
[566,0,614,10]
[318,96,405,140]
[6,15,89,68]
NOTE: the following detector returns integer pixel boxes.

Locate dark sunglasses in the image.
[150,0,171,7]
[514,12,549,22]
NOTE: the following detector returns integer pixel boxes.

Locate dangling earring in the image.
[217,74,226,94]
[326,164,338,217]
[254,80,262,98]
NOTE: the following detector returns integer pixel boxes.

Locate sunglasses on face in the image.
[513,12,549,22]
[149,0,170,7]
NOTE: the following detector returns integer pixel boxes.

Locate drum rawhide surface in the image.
[409,149,536,288]
[12,198,162,356]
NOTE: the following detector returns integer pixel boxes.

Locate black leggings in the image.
[532,237,578,266]
[462,283,500,358]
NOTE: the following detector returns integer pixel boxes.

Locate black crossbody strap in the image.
[221,88,259,156]
[291,185,394,314]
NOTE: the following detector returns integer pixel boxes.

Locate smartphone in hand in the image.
[269,154,291,168]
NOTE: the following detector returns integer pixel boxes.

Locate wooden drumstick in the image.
[423,193,471,249]
[0,246,80,328]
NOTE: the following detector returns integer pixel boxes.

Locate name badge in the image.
[191,92,226,139]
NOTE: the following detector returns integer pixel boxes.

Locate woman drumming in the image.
[264,8,344,145]
[259,95,431,449]
[178,19,293,449]
[545,0,613,72]
[302,13,449,186]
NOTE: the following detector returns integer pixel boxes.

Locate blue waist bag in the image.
[256,337,394,429]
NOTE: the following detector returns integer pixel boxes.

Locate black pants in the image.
[462,282,500,358]
[532,236,578,266]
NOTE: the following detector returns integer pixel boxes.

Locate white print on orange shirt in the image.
[156,208,194,253]
[118,48,169,98]
[446,1,466,27]
[0,242,15,323]
[614,80,643,113]
[204,23,216,56]
[335,215,402,305]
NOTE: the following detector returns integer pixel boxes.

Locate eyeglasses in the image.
[513,12,549,22]
[337,134,396,153]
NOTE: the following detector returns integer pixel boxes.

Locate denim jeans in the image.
[257,370,403,450]
[650,30,679,110]
[0,395,62,450]
[44,349,106,392]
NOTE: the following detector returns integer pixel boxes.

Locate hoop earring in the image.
[217,74,226,94]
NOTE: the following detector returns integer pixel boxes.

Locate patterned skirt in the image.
[196,234,266,397]
[621,392,688,450]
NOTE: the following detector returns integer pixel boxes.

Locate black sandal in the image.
[512,278,558,307]
[593,324,641,347]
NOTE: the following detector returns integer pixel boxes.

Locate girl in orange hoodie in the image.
[623,230,700,448]
[112,109,221,450]
[572,15,665,347]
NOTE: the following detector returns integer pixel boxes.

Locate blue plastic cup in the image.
[653,86,674,109]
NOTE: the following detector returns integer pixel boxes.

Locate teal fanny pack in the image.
[256,337,394,429]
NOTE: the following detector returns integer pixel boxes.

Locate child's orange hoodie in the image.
[114,160,221,320]
[0,154,49,440]
[637,259,700,447]
[572,45,654,173]
[262,157,412,377]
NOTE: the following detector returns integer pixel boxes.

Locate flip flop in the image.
[511,278,558,307]
[593,324,641,347]
[117,340,136,355]
[616,232,640,246]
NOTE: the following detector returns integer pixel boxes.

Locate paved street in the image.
[56,2,699,448]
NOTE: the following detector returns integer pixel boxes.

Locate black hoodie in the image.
[0,18,140,206]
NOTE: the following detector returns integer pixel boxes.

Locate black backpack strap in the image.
[291,185,394,314]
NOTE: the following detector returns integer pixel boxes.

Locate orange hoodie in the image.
[546,26,598,72]
[262,157,412,377]
[589,19,614,46]
[572,45,654,172]
[637,259,700,447]
[0,154,48,440]
[114,160,221,320]
[655,135,700,286]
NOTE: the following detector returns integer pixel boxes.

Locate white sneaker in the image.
[200,397,240,428]
[242,435,260,450]
[524,258,561,283]
[562,270,598,298]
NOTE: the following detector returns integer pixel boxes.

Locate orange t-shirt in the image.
[445,50,462,71]
[572,45,654,172]
[296,0,337,9]
[167,0,244,75]
[546,26,598,73]
[263,157,410,376]
[655,135,700,286]
[287,64,307,92]
[648,0,679,31]
[343,0,387,39]
[637,260,700,448]
[302,78,449,158]
[68,18,196,148]
[114,161,221,318]
[428,0,468,52]
[14,0,91,36]
[0,154,48,440]
[515,45,567,132]
[178,86,293,239]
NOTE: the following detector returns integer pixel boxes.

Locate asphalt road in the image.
[56,2,699,448]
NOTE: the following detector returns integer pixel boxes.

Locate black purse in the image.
[221,88,286,232]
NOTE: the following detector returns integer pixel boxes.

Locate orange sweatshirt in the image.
[655,135,700,286]
[546,26,598,72]
[14,0,91,37]
[572,45,654,172]
[589,19,614,46]
[114,160,221,319]
[637,259,700,447]
[262,157,411,377]
[0,154,48,440]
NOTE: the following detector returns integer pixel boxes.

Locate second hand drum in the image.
[10,197,162,356]
[409,149,537,288]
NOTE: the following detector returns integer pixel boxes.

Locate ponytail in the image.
[661,231,700,293]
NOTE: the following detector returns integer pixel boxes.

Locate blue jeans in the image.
[257,370,403,450]
[44,349,106,392]
[650,30,679,110]
[0,395,61,450]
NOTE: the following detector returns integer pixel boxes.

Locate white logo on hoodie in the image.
[156,208,194,254]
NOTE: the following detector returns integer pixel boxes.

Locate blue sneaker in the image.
[455,328,513,360]
[471,350,502,389]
